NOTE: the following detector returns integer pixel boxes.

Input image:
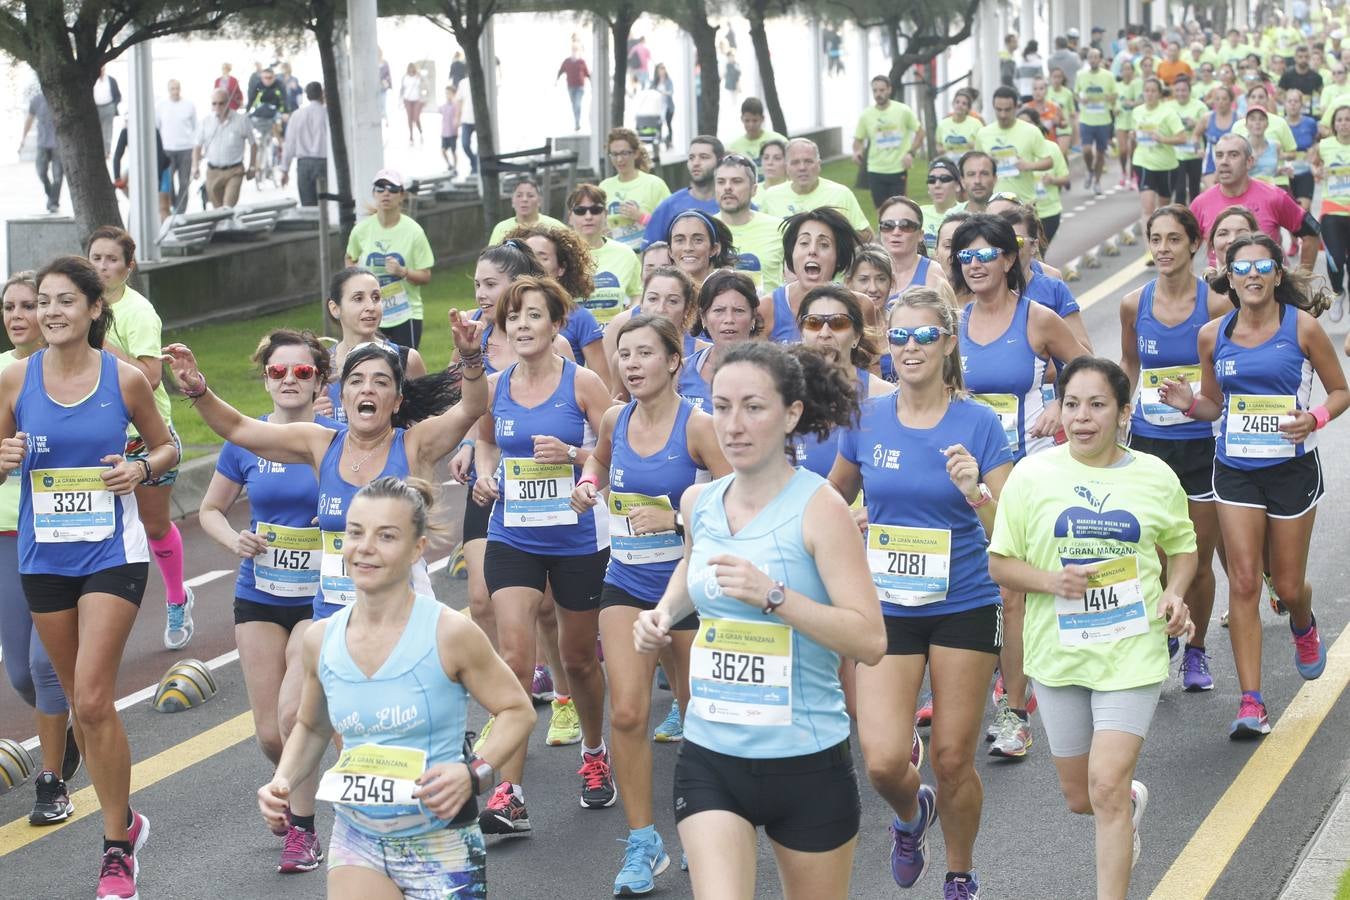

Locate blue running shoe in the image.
[1292,617,1327,680]
[1180,647,1213,692]
[889,784,937,888]
[613,831,669,896]
[1228,696,1271,740]
[944,872,980,899]
[652,702,683,742]
[1167,636,1179,661]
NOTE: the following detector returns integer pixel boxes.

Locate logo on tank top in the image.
[612,467,625,488]
[27,434,48,455]
[871,443,901,470]
[1218,359,1238,377]
[496,418,516,438]
[1054,485,1142,566]
[1138,337,1157,356]
[320,493,344,517]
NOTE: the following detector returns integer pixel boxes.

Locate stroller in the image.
[632,86,665,165]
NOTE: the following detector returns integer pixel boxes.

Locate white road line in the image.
[185,570,230,588]
[429,556,451,574]
[1062,213,1076,220]
[1072,205,1088,212]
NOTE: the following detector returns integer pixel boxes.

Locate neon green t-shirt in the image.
[487,213,565,246]
[1034,140,1069,219]
[1317,136,1350,215]
[579,238,641,325]
[1114,78,1143,130]
[1219,42,1254,68]
[976,120,1049,203]
[855,101,921,174]
[1168,98,1209,160]
[919,202,963,253]
[1076,69,1117,127]
[935,115,982,159]
[759,178,870,232]
[719,211,785,292]
[1319,83,1350,124]
[0,349,19,529]
[598,171,670,250]
[1131,102,1183,171]
[987,445,1197,691]
[727,130,788,161]
[104,286,172,433]
[345,213,435,327]
[1047,86,1076,136]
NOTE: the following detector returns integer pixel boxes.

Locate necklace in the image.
[347,429,391,472]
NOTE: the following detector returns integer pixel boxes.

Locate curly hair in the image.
[505,224,597,300]
[606,127,653,173]
[713,342,860,442]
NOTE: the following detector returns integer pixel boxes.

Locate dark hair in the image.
[479,239,546,281]
[668,210,737,269]
[510,174,541,193]
[1205,204,1259,249]
[690,134,725,159]
[798,284,879,368]
[304,81,323,101]
[1017,106,1043,130]
[782,207,860,277]
[997,206,1047,257]
[352,475,443,540]
[567,182,606,209]
[716,153,758,183]
[760,137,787,158]
[1055,357,1131,409]
[712,342,859,441]
[252,328,331,397]
[992,85,1020,104]
[694,269,761,338]
[948,214,1025,296]
[1146,204,1202,247]
[1210,233,1325,313]
[740,97,764,116]
[641,265,698,333]
[494,276,575,330]
[85,225,136,267]
[616,313,685,373]
[36,255,112,349]
[327,266,379,306]
[504,224,596,301]
[340,341,462,430]
[871,74,892,87]
[958,150,994,176]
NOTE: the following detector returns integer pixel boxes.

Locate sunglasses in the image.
[265,363,317,381]
[799,313,855,333]
[879,218,922,234]
[373,183,403,194]
[1229,258,1277,275]
[572,204,605,216]
[957,247,1005,265]
[1015,235,1027,248]
[887,325,951,346]
[927,174,957,185]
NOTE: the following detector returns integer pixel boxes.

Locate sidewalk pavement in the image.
[1281,782,1350,898]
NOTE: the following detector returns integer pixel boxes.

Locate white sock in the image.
[582,741,605,758]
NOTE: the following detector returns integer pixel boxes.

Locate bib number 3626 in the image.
[689,618,793,727]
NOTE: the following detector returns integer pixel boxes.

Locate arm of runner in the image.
[1158,320,1223,420]
[686,408,729,477]
[407,309,487,467]
[569,404,618,514]
[115,360,178,487]
[259,622,335,832]
[198,468,266,559]
[1282,310,1350,443]
[470,379,502,506]
[1119,287,1144,396]
[637,483,703,650]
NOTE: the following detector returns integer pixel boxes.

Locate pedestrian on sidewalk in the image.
[557,43,591,132]
[215,62,244,111]
[18,92,62,214]
[192,89,257,209]
[403,62,425,146]
[281,82,328,207]
[93,67,121,157]
[156,79,197,214]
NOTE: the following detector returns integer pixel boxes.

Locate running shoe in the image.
[28,771,73,825]
[1118,175,1127,188]
[915,690,933,727]
[680,850,688,871]
[1083,174,1093,190]
[472,716,494,755]
[911,730,924,769]
[1180,647,1214,692]
[985,696,1009,742]
[61,720,81,782]
[579,748,618,809]
[991,673,1038,714]
[96,848,136,900]
[652,702,683,743]
[1094,181,1104,198]
[128,809,150,860]
[479,782,531,834]
[1331,292,1347,323]
[163,586,195,651]
[1229,695,1271,740]
[944,873,981,899]
[1130,780,1149,869]
[547,697,582,746]
[989,707,1032,758]
[613,830,670,896]
[278,825,323,873]
[889,784,937,888]
[1265,573,1287,616]
[531,665,555,704]
[1293,617,1327,680]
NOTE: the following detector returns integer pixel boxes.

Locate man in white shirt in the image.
[192,88,256,208]
[281,82,328,206]
[156,79,197,213]
[93,67,121,157]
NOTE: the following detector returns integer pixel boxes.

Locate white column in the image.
[682,29,697,145]
[1080,0,1092,38]
[482,17,499,149]
[976,1,1001,116]
[129,41,159,263]
[591,16,610,173]
[810,17,824,128]
[1051,0,1066,48]
[1021,0,1036,41]
[346,0,383,217]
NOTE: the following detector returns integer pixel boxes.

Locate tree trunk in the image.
[747,4,788,135]
[922,72,939,159]
[609,10,636,129]
[312,4,355,242]
[459,23,500,230]
[688,15,721,136]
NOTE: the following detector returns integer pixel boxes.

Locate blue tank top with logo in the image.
[678,346,714,413]
[959,296,1050,462]
[768,285,800,343]
[1130,279,1215,441]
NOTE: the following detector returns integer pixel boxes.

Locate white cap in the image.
[1067,27,1080,38]
[373,168,404,189]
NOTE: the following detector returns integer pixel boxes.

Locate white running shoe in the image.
[1329,292,1346,323]
[163,587,195,651]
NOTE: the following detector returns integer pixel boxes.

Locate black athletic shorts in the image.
[1137,166,1173,196]
[884,603,1003,656]
[483,541,608,611]
[234,598,312,630]
[379,318,423,351]
[1129,433,1216,501]
[599,583,698,631]
[23,562,150,614]
[673,738,861,852]
[1213,449,1323,519]
[462,490,491,543]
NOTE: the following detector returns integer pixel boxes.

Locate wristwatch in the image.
[466,755,495,796]
[566,445,578,464]
[762,580,787,615]
[673,510,685,539]
[967,483,994,509]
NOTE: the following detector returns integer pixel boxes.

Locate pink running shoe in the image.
[96,848,137,900]
[278,825,324,873]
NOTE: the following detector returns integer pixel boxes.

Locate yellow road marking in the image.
[1076,252,1151,312]
[0,711,255,857]
[1148,628,1350,899]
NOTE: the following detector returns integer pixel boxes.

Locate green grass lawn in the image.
[1337,862,1350,900]
[165,157,919,455]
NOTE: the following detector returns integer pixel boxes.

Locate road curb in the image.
[169,453,222,522]
[1064,220,1140,283]
[1280,779,1350,898]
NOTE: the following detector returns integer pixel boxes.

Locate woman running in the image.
[759,138,788,189]
[1119,205,1232,692]
[762,208,866,342]
[1130,78,1185,245]
[1309,104,1350,322]
[86,226,191,651]
[988,356,1197,899]
[0,256,177,900]
[606,266,706,390]
[508,223,611,383]
[344,169,434,350]
[1047,66,1077,157]
[0,271,78,827]
[599,128,671,250]
[257,476,535,900]
[1115,60,1141,189]
[569,183,643,325]
[1015,109,1070,246]
[1159,234,1348,738]
[998,206,1091,350]
[830,288,1013,899]
[668,209,736,291]
[572,314,728,895]
[198,329,340,874]
[934,212,973,283]
[489,175,565,245]
[935,91,982,160]
[878,196,948,296]
[919,160,964,255]
[679,270,762,413]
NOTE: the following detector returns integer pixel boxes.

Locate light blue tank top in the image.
[959,296,1050,462]
[319,594,467,837]
[684,468,848,758]
[1130,279,1216,441]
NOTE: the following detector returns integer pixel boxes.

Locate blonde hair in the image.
[887,288,966,394]
[352,476,447,541]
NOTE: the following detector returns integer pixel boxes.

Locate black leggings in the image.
[1171,158,1203,205]
[1324,214,1350,294]
[1041,213,1060,245]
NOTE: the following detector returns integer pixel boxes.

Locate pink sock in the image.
[149,524,186,605]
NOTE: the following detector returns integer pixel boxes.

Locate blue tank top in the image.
[793,368,873,476]
[1024,271,1081,319]
[16,350,149,576]
[959,297,1050,462]
[605,399,700,600]
[1213,305,1315,470]
[1130,279,1216,441]
[315,428,413,618]
[678,346,714,413]
[561,305,604,362]
[684,468,848,758]
[216,414,342,607]
[769,285,800,343]
[319,594,467,838]
[487,359,608,554]
[838,395,1012,617]
[1205,111,1235,147]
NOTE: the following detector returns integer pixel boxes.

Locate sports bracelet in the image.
[137,459,153,484]
[181,373,208,400]
[1311,405,1332,430]
[577,473,600,489]
[1183,396,1200,418]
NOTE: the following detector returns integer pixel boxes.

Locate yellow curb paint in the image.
[1075,252,1151,312]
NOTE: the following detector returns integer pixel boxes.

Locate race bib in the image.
[30,468,115,543]
[366,252,411,323]
[875,128,903,149]
[1054,555,1149,646]
[1136,131,1157,146]
[503,458,577,527]
[253,523,321,598]
[973,393,1020,453]
[1139,365,1201,427]
[1178,140,1197,155]
[1084,100,1107,114]
[609,492,681,565]
[867,525,951,607]
[994,149,1019,178]
[320,530,357,607]
[1328,164,1350,196]
[582,272,626,325]
[1225,394,1297,458]
[316,743,426,807]
[689,618,793,727]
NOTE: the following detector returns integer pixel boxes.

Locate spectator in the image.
[192,88,257,208]
[1001,34,1019,88]
[112,124,172,220]
[246,61,264,101]
[93,67,121,156]
[18,92,62,213]
[458,81,477,175]
[449,50,468,91]
[1015,40,1045,102]
[402,62,424,146]
[1090,26,1106,54]
[724,48,741,97]
[156,79,198,214]
[378,48,392,123]
[556,44,591,132]
[279,62,303,112]
[1047,36,1081,89]
[438,85,460,172]
[652,62,675,148]
[215,62,243,111]
[628,36,651,88]
[281,82,328,207]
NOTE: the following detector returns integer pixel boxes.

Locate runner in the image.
[343,169,434,350]
[86,226,191,651]
[935,90,982,160]
[1168,77,1208,204]
[198,329,340,874]
[568,183,643,327]
[830,288,1013,898]
[571,314,729,895]
[1013,108,1070,245]
[256,476,536,900]
[1047,66,1077,156]
[641,242,674,279]
[504,225,610,382]
[1115,60,1142,189]
[1200,86,1238,189]
[987,356,1197,899]
[762,207,866,342]
[668,209,737,291]
[0,271,78,826]
[878,196,948,295]
[0,255,177,900]
[605,266,705,389]
[599,127,671,251]
[919,159,964,255]
[934,211,973,282]
[1157,234,1348,738]
[633,340,886,900]
[679,270,762,413]
[714,153,785,293]
[845,243,897,337]
[759,138,788,189]
[1131,78,1186,249]
[997,206,1092,349]
[1119,205,1233,692]
[1076,48,1117,195]
[488,175,566,245]
[1309,104,1350,321]
[469,277,616,831]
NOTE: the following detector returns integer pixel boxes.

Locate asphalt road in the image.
[3,177,1350,900]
